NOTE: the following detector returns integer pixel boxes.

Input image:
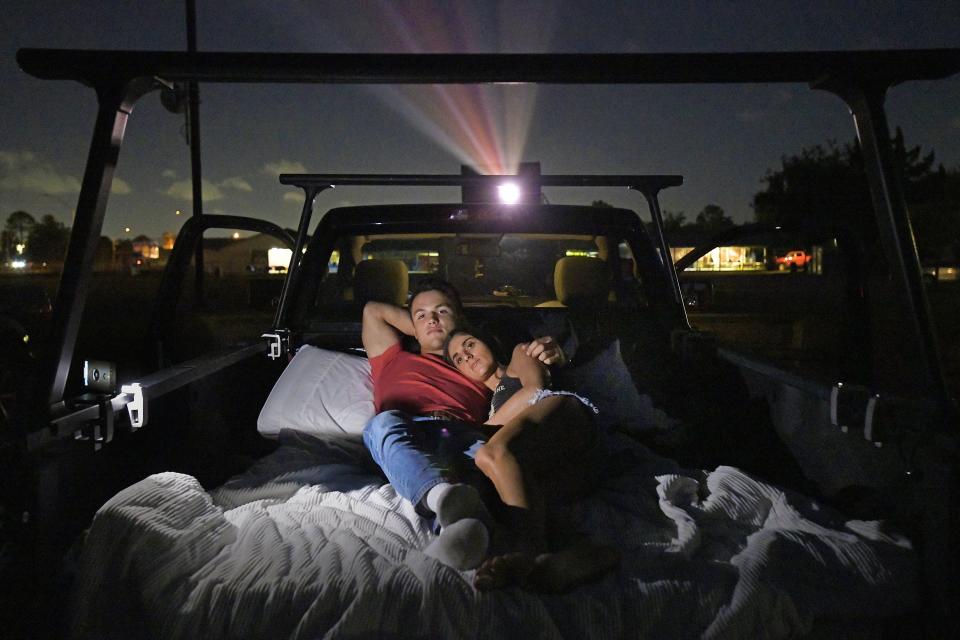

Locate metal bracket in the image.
[831,382,884,446]
[120,382,146,429]
[262,330,290,360]
[830,382,848,433]
[863,393,883,448]
[72,395,115,451]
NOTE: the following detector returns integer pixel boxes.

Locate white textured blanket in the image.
[69,430,917,639]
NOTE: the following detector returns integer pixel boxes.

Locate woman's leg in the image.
[475,395,597,511]
[473,396,605,590]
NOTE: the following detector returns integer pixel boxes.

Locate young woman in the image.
[443,328,619,592]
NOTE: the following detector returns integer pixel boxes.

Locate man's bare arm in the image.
[361,301,415,358]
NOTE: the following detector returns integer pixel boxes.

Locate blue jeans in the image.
[363,410,488,511]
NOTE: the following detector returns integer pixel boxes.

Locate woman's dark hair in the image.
[409,277,465,321]
[442,327,474,365]
[442,325,506,366]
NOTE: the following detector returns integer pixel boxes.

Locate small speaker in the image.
[83,360,116,394]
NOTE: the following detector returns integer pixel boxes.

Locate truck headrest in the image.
[354,259,409,306]
[547,256,610,308]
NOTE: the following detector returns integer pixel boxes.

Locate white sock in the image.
[425,483,484,528]
[425,482,454,513]
[423,518,489,570]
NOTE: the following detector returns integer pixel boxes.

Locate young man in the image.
[361,278,562,570]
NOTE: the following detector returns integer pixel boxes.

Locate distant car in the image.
[775,250,811,271]
[921,261,959,283]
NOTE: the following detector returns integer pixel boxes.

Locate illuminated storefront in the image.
[670,245,767,271]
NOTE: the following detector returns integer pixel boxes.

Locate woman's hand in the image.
[524,336,566,367]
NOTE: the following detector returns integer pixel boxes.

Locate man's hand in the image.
[524,336,566,367]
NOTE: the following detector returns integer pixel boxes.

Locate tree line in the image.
[1,211,70,263]
[602,128,958,260]
[5,129,958,264]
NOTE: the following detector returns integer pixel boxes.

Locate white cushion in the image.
[257,346,375,438]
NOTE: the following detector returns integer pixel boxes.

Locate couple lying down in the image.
[361,277,619,592]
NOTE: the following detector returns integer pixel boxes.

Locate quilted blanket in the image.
[69,430,917,639]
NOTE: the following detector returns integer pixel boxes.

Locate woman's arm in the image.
[485,344,549,425]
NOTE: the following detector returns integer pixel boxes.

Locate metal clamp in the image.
[72,394,115,451]
[120,382,147,429]
[830,382,848,433]
[863,393,882,448]
[262,330,290,360]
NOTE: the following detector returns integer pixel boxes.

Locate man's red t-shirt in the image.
[369,342,491,424]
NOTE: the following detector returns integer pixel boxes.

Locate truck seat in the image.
[354,259,409,306]
[536,256,611,308]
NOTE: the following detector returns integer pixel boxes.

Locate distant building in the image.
[132,235,160,261]
[666,229,767,271]
[202,234,293,275]
[664,227,827,274]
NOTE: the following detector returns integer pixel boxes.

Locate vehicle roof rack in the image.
[272,172,686,329]
[278,172,682,192]
[17,49,960,87]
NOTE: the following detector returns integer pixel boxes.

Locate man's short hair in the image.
[409,277,465,320]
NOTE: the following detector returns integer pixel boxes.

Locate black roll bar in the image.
[17,49,960,86]
[274,173,686,329]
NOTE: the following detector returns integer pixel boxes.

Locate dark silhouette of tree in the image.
[26,215,70,263]
[752,141,871,229]
[94,236,115,270]
[3,210,36,260]
[694,204,733,233]
[661,210,687,233]
[752,128,958,259]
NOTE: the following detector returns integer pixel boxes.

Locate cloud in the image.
[111,178,132,195]
[161,169,177,179]
[163,176,251,202]
[0,150,82,195]
[220,176,252,192]
[951,116,960,130]
[163,178,224,202]
[263,160,307,176]
[283,191,304,203]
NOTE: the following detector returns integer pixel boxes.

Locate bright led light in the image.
[232,232,240,240]
[268,247,293,272]
[498,182,521,205]
[11,260,26,269]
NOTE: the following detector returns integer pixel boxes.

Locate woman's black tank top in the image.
[490,373,524,415]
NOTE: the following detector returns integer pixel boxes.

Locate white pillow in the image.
[257,346,376,438]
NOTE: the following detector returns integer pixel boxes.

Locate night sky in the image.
[2,1,959,241]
